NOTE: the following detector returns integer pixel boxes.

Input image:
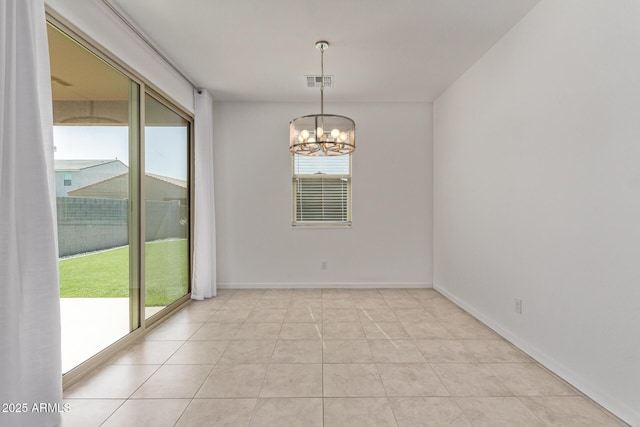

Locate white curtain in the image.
[0,0,63,426]
[191,89,217,299]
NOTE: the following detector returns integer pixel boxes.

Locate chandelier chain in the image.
[320,44,324,115]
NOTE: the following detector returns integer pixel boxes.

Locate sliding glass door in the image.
[48,22,140,373]
[144,94,190,319]
[48,20,192,374]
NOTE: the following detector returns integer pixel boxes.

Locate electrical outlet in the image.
[514,298,523,314]
[321,260,328,270]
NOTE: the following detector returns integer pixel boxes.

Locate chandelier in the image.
[290,41,355,156]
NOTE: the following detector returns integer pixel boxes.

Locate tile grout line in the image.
[64,289,627,426]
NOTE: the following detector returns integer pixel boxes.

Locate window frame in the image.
[46,10,195,386]
[291,154,352,228]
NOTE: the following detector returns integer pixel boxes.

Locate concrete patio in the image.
[60,298,163,373]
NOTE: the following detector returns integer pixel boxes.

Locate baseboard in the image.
[433,284,637,427]
[217,282,432,290]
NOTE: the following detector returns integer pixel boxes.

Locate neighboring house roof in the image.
[147,173,187,189]
[66,173,127,199]
[54,159,125,171]
[68,172,187,199]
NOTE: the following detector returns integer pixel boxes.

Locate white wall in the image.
[45,0,194,113]
[214,102,432,288]
[433,1,640,424]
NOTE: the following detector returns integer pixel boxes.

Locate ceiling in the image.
[48,22,129,101]
[109,0,540,103]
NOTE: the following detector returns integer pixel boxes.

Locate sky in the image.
[53,126,188,180]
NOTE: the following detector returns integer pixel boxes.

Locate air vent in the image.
[306,75,333,88]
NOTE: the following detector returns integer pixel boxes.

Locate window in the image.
[63,172,72,186]
[292,155,351,226]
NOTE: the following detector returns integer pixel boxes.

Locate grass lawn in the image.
[59,239,188,306]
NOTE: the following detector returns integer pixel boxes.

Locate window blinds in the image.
[293,155,351,224]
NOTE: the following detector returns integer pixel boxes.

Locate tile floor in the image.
[62,288,627,426]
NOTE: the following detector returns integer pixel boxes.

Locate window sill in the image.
[292,221,352,229]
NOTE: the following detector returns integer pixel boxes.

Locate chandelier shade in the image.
[290,114,355,156]
[290,41,355,156]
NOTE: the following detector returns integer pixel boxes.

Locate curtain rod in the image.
[100,0,201,91]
